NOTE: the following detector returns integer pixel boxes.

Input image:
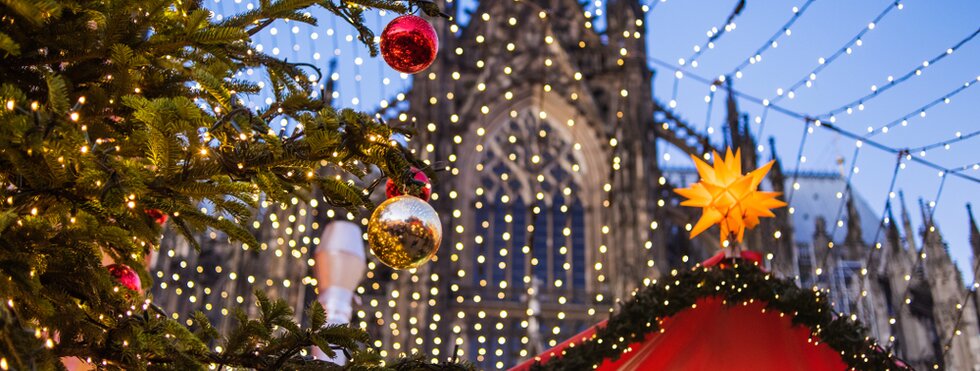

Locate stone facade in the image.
[391,0,980,368]
[151,0,980,369]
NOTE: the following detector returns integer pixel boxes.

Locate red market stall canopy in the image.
[510,255,911,371]
[511,297,847,371]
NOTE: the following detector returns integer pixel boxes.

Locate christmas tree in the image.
[0,0,462,369]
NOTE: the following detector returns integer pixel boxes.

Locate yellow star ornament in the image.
[675,148,787,245]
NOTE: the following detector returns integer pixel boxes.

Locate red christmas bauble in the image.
[385,167,431,201]
[106,263,141,292]
[144,209,168,225]
[380,15,438,74]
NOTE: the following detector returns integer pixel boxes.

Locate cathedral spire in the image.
[845,195,863,246]
[919,197,952,266]
[606,0,645,50]
[898,191,917,252]
[767,137,785,194]
[726,80,756,169]
[886,205,902,254]
[969,203,979,262]
[919,197,931,230]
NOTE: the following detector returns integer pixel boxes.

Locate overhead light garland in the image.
[131,0,980,369]
[764,1,904,104]
[816,26,980,120]
[729,0,817,80]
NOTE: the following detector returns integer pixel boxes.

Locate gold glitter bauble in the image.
[367,195,442,270]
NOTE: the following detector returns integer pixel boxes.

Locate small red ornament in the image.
[385,167,431,201]
[144,209,168,225]
[380,15,438,74]
[106,263,141,292]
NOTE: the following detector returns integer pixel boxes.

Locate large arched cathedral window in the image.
[469,111,588,301]
[451,99,607,367]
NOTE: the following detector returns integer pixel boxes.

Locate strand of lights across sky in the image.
[729,0,817,79]
[146,1,980,369]
[816,27,980,120]
[907,129,980,155]
[645,55,980,185]
[649,53,980,342]
[727,0,819,156]
[863,75,980,136]
[678,0,747,69]
[950,161,980,174]
[766,1,903,105]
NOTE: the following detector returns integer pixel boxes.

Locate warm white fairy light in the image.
[765,1,903,105]
[817,29,980,120]
[731,0,814,80]
[857,75,980,137]
[130,1,980,370]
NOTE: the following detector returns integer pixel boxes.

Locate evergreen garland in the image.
[529,261,911,371]
[0,0,461,369]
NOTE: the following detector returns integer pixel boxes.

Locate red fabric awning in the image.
[510,296,848,371]
[509,319,608,370]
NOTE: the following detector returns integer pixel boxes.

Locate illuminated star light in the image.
[675,148,786,244]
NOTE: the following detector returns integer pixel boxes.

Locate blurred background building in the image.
[152,0,980,369]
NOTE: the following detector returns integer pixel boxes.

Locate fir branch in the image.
[220,0,320,30]
[43,70,70,114]
[0,0,61,25]
[0,31,20,56]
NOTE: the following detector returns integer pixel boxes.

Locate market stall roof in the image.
[509,253,911,371]
[510,297,847,371]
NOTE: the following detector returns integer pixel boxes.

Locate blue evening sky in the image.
[210,0,980,283]
[641,0,979,282]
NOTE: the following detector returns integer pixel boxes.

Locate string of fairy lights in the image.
[647,55,980,184]
[506,0,965,366]
[944,230,980,361]
[863,75,979,137]
[486,0,968,366]
[646,0,979,361]
[812,145,861,279]
[155,0,429,364]
[765,0,903,105]
[776,42,980,349]
[950,161,980,174]
[729,0,817,80]
[854,153,902,318]
[816,26,980,120]
[885,174,947,349]
[780,99,963,368]
[666,0,744,112]
[804,140,953,363]
[136,0,980,370]
[882,167,980,369]
[726,0,818,147]
[907,128,980,154]
[677,0,745,69]
[442,3,632,366]
[380,1,617,366]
